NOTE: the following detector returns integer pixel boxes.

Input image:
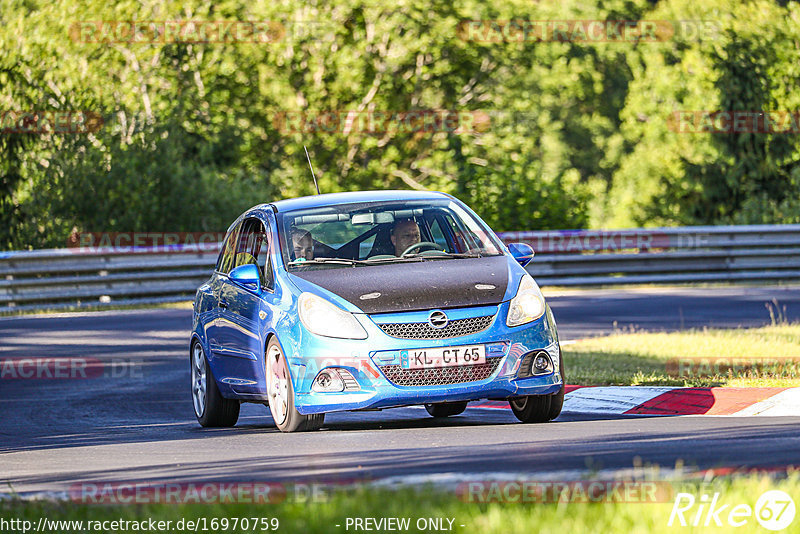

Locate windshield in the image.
[277,199,504,271]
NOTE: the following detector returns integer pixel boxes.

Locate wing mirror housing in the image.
[229,264,261,294]
[508,243,534,267]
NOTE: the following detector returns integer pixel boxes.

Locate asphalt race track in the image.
[1,286,799,495]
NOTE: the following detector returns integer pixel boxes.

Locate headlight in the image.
[506,274,546,327]
[298,292,368,339]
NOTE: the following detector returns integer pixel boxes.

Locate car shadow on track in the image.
[6,420,800,494]
[0,406,505,454]
[231,404,658,433]
[0,404,669,455]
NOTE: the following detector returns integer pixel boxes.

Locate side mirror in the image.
[508,243,534,267]
[229,264,261,293]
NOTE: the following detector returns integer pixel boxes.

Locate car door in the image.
[218,217,274,366]
[206,220,242,359]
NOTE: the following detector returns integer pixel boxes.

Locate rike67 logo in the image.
[669,490,796,530]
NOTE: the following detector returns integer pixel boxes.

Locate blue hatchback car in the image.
[190,190,564,431]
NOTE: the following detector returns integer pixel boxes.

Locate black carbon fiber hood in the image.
[290,255,509,314]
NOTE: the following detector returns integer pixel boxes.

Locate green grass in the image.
[2,475,799,533]
[564,323,800,387]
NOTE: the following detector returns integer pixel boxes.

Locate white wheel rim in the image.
[192,344,207,417]
[266,344,289,425]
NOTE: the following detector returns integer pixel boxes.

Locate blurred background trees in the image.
[1,0,798,249]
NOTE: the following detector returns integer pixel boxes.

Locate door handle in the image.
[219,299,229,309]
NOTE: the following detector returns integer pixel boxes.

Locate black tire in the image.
[547,349,566,420]
[509,395,552,423]
[191,342,240,427]
[425,401,468,418]
[509,346,565,423]
[265,338,325,432]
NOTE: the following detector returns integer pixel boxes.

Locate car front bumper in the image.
[288,303,562,415]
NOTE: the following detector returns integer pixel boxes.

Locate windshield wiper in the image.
[288,257,369,267]
[288,253,494,267]
[396,251,488,260]
[362,256,426,264]
[362,252,490,263]
[416,251,485,259]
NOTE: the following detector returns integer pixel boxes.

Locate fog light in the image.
[517,350,554,378]
[534,353,550,372]
[312,369,344,392]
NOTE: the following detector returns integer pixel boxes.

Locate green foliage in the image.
[1,0,799,249]
[607,0,800,227]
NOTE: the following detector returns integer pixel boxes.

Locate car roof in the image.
[267,190,452,213]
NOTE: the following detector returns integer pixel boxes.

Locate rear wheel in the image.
[191,342,240,427]
[265,338,324,432]
[425,401,468,418]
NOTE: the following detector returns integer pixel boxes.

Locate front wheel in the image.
[191,342,240,427]
[265,338,324,432]
[547,350,566,420]
[509,346,566,423]
[425,401,468,418]
[509,395,552,423]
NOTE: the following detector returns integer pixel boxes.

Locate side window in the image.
[259,233,274,290]
[442,212,469,253]
[217,221,242,274]
[215,241,226,271]
[357,234,377,259]
[234,219,261,269]
[234,218,273,290]
[428,217,449,251]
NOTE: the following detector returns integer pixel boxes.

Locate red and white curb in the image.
[472,386,800,416]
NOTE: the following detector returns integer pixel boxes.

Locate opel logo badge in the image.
[428,310,449,329]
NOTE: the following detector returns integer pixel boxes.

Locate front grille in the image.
[378,357,503,387]
[377,315,494,340]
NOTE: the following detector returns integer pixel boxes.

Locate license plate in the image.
[400,345,486,370]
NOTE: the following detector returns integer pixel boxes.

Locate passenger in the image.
[391,218,421,256]
[291,228,314,261]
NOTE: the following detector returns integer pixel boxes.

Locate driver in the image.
[391,218,421,256]
[291,228,314,261]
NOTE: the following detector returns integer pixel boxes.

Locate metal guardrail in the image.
[0,247,220,312]
[1,224,799,313]
[506,224,800,287]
